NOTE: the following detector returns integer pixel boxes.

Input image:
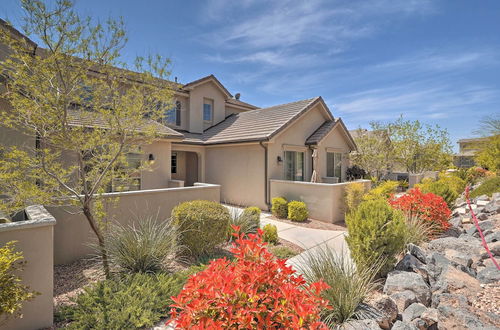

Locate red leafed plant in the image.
[168,226,330,329]
[389,188,451,231]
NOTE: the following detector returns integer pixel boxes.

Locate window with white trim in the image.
[326,152,342,179]
[284,151,304,181]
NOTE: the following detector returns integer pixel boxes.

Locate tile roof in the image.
[305,120,338,145]
[67,109,183,139]
[225,98,259,110]
[182,74,232,98]
[177,97,324,145]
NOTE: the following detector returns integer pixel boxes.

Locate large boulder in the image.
[402,303,427,322]
[372,295,398,329]
[477,266,500,284]
[427,236,482,256]
[383,271,431,306]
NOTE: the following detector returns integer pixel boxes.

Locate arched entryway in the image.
[171,150,199,186]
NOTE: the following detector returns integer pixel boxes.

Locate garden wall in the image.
[0,205,56,330]
[269,179,371,223]
[48,183,220,265]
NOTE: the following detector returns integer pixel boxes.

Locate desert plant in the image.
[402,214,436,246]
[346,199,406,277]
[298,245,382,326]
[171,200,230,257]
[470,176,500,198]
[362,180,399,201]
[438,174,466,195]
[344,182,366,214]
[268,246,299,259]
[466,166,489,184]
[262,223,278,245]
[389,188,451,232]
[287,201,308,222]
[271,197,288,218]
[227,207,260,241]
[63,267,202,329]
[422,181,458,208]
[169,228,330,328]
[0,241,38,323]
[103,215,180,274]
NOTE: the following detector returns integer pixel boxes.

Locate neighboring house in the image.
[453,138,485,168]
[0,19,357,211]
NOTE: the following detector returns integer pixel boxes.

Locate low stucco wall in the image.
[0,206,55,330]
[409,171,438,188]
[270,179,371,223]
[48,183,220,265]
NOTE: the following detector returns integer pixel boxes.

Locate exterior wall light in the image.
[148,154,155,161]
[277,156,283,164]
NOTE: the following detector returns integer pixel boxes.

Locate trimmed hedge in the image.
[172,200,230,257]
[271,197,288,218]
[288,201,308,222]
[262,224,278,245]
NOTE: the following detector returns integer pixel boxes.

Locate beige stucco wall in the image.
[188,81,227,133]
[0,98,36,152]
[48,183,220,265]
[0,206,55,330]
[270,179,371,223]
[225,105,247,116]
[205,143,267,209]
[172,144,206,183]
[141,140,172,189]
[316,125,352,182]
[163,95,190,131]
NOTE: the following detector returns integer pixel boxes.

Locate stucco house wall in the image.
[141,140,172,189]
[316,126,352,182]
[188,81,227,133]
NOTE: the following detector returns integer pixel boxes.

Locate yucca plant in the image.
[104,215,180,274]
[298,246,382,327]
[402,213,436,247]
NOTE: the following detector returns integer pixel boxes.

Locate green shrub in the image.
[470,176,500,198]
[363,180,399,201]
[227,207,260,241]
[63,268,202,329]
[262,224,278,245]
[0,241,37,321]
[269,246,298,259]
[287,201,308,222]
[421,181,458,208]
[438,175,466,195]
[104,216,179,274]
[344,182,366,214]
[345,199,406,277]
[298,245,382,325]
[172,200,230,257]
[271,197,288,218]
[402,214,436,247]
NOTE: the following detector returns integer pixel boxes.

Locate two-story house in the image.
[453,138,486,168]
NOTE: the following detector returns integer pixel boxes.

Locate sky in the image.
[1,0,499,150]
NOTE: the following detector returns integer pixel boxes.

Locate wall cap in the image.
[269,179,370,187]
[0,205,56,233]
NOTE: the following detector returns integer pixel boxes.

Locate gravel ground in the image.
[472,283,500,325]
[269,215,347,231]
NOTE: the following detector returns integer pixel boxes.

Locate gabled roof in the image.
[226,98,259,110]
[182,74,233,99]
[306,118,357,150]
[178,97,332,145]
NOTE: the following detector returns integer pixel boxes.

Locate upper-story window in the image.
[164,101,181,126]
[203,99,213,122]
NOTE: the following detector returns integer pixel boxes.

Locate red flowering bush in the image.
[389,188,451,231]
[168,226,330,329]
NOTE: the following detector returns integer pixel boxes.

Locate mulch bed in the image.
[268,215,347,231]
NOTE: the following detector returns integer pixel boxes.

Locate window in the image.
[164,101,181,126]
[284,151,304,181]
[326,152,342,180]
[203,101,212,121]
[171,152,177,174]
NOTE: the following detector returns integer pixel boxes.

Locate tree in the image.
[0,0,174,277]
[383,116,452,173]
[349,126,394,180]
[473,115,500,171]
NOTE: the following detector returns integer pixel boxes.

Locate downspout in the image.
[259,141,271,209]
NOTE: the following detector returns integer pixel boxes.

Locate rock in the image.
[384,271,431,306]
[443,249,472,268]
[477,212,489,220]
[449,217,462,228]
[389,291,418,313]
[402,303,427,322]
[420,308,439,327]
[476,194,490,201]
[372,296,398,330]
[462,217,471,224]
[437,305,485,329]
[484,201,500,214]
[431,293,468,309]
[466,220,495,235]
[453,207,467,216]
[434,265,481,295]
[427,236,482,256]
[492,192,500,200]
[482,257,500,268]
[481,241,500,259]
[411,318,427,330]
[341,319,382,330]
[477,266,500,284]
[407,243,427,263]
[477,200,490,206]
[485,231,500,243]
[395,254,429,280]
[391,320,418,330]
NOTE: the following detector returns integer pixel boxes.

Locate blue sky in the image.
[2,0,499,150]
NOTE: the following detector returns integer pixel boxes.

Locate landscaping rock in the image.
[372,295,398,329]
[411,318,428,330]
[341,319,382,330]
[391,320,418,330]
[389,290,418,313]
[443,249,472,268]
[420,308,439,327]
[383,271,431,306]
[437,305,486,329]
[477,265,500,284]
[402,303,427,322]
[449,216,462,228]
[466,220,495,235]
[407,243,427,263]
[485,231,500,243]
[395,254,428,280]
[427,236,482,256]
[433,265,480,295]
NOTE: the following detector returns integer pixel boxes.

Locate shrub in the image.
[271,197,288,218]
[402,214,436,246]
[172,200,230,257]
[390,188,451,232]
[422,181,458,209]
[262,223,278,245]
[169,228,330,329]
[344,182,366,214]
[227,207,260,241]
[470,176,500,198]
[0,241,37,321]
[63,268,202,329]
[438,175,466,195]
[465,166,492,184]
[298,245,382,325]
[363,180,399,201]
[346,165,367,181]
[288,201,308,222]
[269,246,299,259]
[346,199,406,277]
[104,216,179,274]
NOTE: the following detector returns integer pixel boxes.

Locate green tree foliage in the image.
[0,1,174,277]
[350,127,393,180]
[0,241,38,324]
[345,199,406,277]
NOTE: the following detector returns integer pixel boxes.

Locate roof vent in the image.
[235,93,241,100]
